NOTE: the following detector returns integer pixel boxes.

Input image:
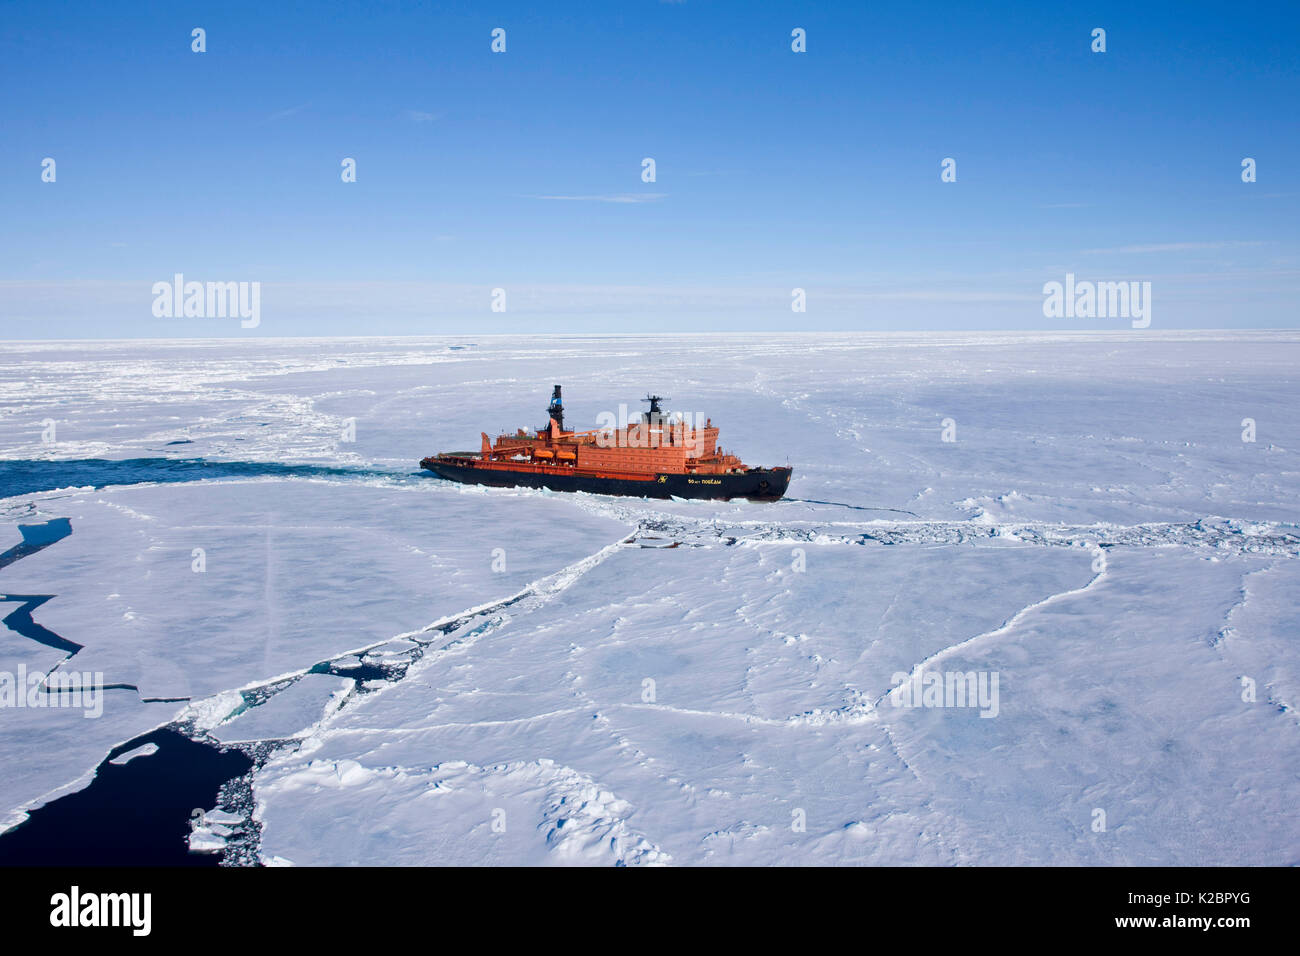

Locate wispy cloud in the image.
[403,110,442,123]
[264,103,309,123]
[528,193,667,204]
[1082,241,1264,255]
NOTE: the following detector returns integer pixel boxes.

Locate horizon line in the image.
[5,328,1300,346]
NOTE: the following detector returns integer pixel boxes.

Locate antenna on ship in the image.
[547,385,564,431]
[641,394,666,423]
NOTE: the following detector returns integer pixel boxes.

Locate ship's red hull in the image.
[421,457,791,501]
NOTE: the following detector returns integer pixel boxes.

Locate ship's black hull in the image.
[420,459,791,501]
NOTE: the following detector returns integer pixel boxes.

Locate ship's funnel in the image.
[547,385,564,431]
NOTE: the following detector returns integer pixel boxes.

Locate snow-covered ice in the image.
[1,331,1298,864]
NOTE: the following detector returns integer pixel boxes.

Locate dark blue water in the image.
[0,728,253,866]
[0,458,412,499]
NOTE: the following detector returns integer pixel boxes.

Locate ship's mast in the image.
[641,394,666,424]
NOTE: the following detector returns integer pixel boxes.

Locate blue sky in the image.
[1,0,1296,337]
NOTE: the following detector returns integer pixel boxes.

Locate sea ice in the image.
[2,332,1298,865]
